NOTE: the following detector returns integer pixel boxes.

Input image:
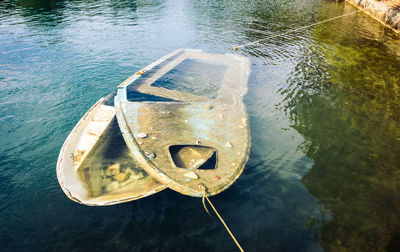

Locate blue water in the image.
[1,0,400,251]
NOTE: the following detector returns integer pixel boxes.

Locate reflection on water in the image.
[1,0,400,251]
[282,6,400,251]
[10,0,66,26]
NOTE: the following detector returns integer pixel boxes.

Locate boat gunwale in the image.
[56,97,166,206]
[116,49,249,104]
[114,49,252,197]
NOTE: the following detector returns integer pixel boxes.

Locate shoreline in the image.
[345,0,400,34]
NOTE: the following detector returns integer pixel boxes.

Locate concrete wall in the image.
[346,0,400,33]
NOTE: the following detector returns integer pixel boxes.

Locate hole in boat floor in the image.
[169,145,217,170]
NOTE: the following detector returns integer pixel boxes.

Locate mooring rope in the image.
[199,185,244,252]
[231,9,362,50]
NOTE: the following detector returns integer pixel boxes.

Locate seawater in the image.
[1,0,400,251]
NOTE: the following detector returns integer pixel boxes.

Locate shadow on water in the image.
[1,0,142,27]
[12,0,66,26]
[281,6,400,250]
[15,0,65,11]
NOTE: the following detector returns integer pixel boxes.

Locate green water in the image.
[1,0,400,251]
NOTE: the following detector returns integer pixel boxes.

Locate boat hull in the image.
[115,49,251,197]
[57,94,165,206]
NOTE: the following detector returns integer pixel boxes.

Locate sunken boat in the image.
[57,92,165,206]
[114,49,251,197]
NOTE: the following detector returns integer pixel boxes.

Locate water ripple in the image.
[1,0,400,251]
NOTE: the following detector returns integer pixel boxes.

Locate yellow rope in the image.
[200,185,244,252]
[231,9,362,50]
[201,190,212,217]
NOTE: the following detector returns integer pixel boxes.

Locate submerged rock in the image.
[131,171,145,180]
[125,168,145,180]
[124,168,134,176]
[184,171,199,180]
[137,132,148,139]
[114,173,128,182]
[145,151,156,159]
[106,163,120,176]
[225,142,233,148]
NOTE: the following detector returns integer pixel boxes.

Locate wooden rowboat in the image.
[56,92,165,206]
[114,49,251,197]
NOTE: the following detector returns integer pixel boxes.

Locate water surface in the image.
[1,0,400,251]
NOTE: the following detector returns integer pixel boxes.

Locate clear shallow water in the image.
[1,0,400,251]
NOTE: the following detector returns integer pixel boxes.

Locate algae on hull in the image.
[114,49,251,197]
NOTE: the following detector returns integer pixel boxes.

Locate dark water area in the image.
[1,0,400,251]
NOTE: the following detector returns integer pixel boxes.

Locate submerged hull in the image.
[57,93,165,206]
[115,49,251,197]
